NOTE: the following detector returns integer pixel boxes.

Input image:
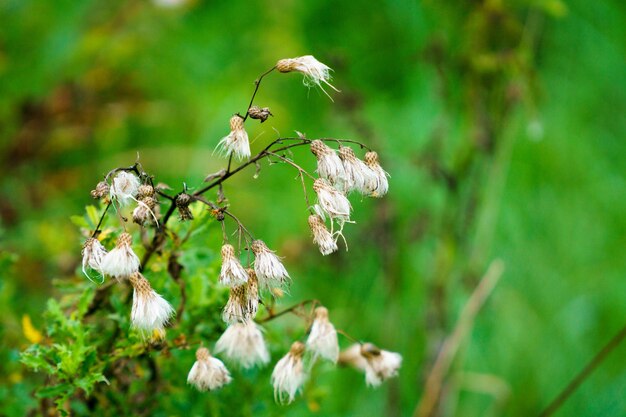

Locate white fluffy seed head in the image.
[364,151,389,197]
[129,272,175,332]
[187,347,232,392]
[307,214,338,256]
[310,140,348,188]
[313,178,351,223]
[81,238,108,280]
[271,341,307,404]
[214,320,270,369]
[217,115,250,160]
[251,240,290,290]
[338,146,377,194]
[222,284,250,324]
[219,244,249,287]
[109,171,140,206]
[339,343,402,387]
[306,307,339,363]
[276,55,338,98]
[100,232,140,279]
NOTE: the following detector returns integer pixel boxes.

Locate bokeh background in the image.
[1,0,626,416]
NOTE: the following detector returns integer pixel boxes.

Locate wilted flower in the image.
[129,272,175,332]
[247,106,273,123]
[132,196,158,226]
[175,193,193,221]
[90,181,110,200]
[81,237,108,280]
[310,140,347,188]
[217,115,250,160]
[307,214,338,255]
[276,55,338,98]
[313,178,351,223]
[109,171,140,206]
[222,273,258,324]
[339,343,402,387]
[338,146,376,194]
[187,347,232,392]
[219,244,249,287]
[306,307,339,363]
[363,151,389,197]
[215,320,270,369]
[100,232,140,279]
[271,341,307,404]
[251,240,290,290]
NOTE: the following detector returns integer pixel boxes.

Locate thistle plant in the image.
[21,55,400,415]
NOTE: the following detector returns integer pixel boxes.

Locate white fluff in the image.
[219,244,249,287]
[100,233,140,279]
[251,240,290,290]
[109,171,140,206]
[306,307,339,363]
[214,320,270,369]
[339,146,377,194]
[277,55,339,98]
[310,140,347,188]
[187,349,232,392]
[81,238,108,281]
[222,285,254,324]
[340,343,402,387]
[365,350,402,387]
[217,115,250,160]
[271,343,307,404]
[313,178,351,223]
[131,286,175,332]
[308,214,338,256]
[364,151,389,198]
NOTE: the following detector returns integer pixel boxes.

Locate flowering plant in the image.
[21,55,400,416]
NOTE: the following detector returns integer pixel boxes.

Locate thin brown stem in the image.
[256,299,320,324]
[538,322,626,417]
[92,202,112,237]
[414,260,505,417]
[242,66,276,121]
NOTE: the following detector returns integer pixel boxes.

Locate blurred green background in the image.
[1,0,626,416]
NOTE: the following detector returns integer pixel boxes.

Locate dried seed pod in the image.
[91,181,110,199]
[247,106,273,123]
[176,193,193,221]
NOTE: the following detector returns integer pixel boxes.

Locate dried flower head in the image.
[136,184,155,199]
[90,181,110,200]
[132,196,158,226]
[338,145,376,194]
[81,237,108,281]
[247,106,273,123]
[219,244,249,287]
[308,214,338,255]
[129,272,175,332]
[251,240,290,290]
[187,347,232,392]
[100,232,140,279]
[339,343,402,387]
[222,279,256,324]
[217,115,250,160]
[276,55,338,98]
[175,193,193,221]
[306,307,339,363]
[364,151,389,197]
[271,341,307,404]
[110,171,140,206]
[313,178,351,223]
[215,320,270,369]
[310,140,347,188]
